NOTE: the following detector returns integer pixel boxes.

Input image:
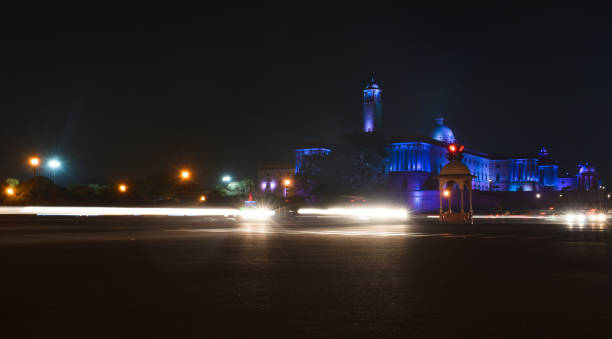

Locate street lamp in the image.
[180,170,191,180]
[48,159,61,183]
[5,187,14,196]
[443,190,451,212]
[200,195,206,202]
[283,179,292,198]
[222,175,232,183]
[29,157,40,177]
[536,193,541,199]
[118,184,127,193]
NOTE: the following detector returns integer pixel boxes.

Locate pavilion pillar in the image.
[439,185,443,215]
[469,188,473,215]
[460,188,464,213]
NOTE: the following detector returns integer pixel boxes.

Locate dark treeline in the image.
[1,174,258,207]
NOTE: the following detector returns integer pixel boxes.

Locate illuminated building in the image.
[257,163,294,195]
[363,76,382,133]
[577,164,597,191]
[287,77,598,209]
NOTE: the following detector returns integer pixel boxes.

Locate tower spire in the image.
[363,76,382,133]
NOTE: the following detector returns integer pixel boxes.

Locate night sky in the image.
[1,5,611,187]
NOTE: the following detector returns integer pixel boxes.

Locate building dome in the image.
[440,161,471,176]
[579,164,596,175]
[432,117,456,143]
[365,76,380,90]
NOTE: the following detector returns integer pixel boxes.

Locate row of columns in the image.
[439,182,473,215]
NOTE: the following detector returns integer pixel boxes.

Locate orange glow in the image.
[118,184,127,193]
[5,187,14,196]
[449,145,456,152]
[180,170,191,180]
[284,179,291,186]
[443,190,450,197]
[200,195,206,202]
[29,157,40,166]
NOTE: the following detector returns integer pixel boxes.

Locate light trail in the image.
[168,227,422,237]
[0,206,273,219]
[298,207,408,220]
[427,215,555,220]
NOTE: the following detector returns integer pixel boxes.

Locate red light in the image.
[459,145,464,152]
[449,145,457,152]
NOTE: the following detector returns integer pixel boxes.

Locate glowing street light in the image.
[118,184,127,193]
[536,193,541,199]
[200,195,206,202]
[443,190,450,197]
[180,170,191,180]
[29,157,40,176]
[283,179,292,198]
[222,175,232,183]
[48,159,60,168]
[5,187,14,196]
[48,159,61,183]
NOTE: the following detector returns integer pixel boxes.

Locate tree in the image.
[5,178,19,187]
[217,179,253,197]
[295,136,388,202]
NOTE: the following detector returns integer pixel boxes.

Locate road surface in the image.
[0,216,611,338]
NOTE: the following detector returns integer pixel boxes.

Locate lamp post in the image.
[443,189,451,213]
[48,159,61,183]
[283,179,291,198]
[222,175,232,183]
[180,170,191,181]
[118,184,127,193]
[29,157,40,177]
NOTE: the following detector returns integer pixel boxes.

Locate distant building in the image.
[363,76,382,133]
[286,77,600,209]
[257,164,294,195]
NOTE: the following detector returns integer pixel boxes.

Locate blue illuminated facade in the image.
[363,76,382,133]
[389,142,431,172]
[294,147,332,174]
[289,77,589,196]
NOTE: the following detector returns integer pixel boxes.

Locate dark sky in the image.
[1,5,611,187]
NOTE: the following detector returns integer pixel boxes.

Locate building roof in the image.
[365,75,380,90]
[431,117,456,144]
[440,161,471,176]
[579,164,596,175]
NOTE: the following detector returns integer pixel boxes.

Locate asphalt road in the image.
[0,216,611,338]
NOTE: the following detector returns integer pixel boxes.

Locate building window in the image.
[496,173,500,182]
[495,164,500,169]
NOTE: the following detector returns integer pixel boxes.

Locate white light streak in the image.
[239,209,275,220]
[0,206,243,217]
[297,207,408,220]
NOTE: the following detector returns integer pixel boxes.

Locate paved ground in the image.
[0,215,611,338]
